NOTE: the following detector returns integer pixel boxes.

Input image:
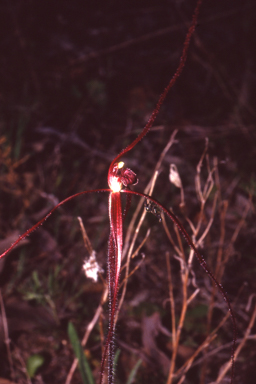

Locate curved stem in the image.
[108,0,203,177]
[122,189,236,384]
[0,189,111,259]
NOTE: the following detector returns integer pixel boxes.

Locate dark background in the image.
[0,0,256,383]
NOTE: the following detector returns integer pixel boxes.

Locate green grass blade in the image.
[68,321,95,384]
[126,358,142,384]
[113,349,121,368]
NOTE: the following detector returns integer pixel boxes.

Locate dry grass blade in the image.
[0,291,14,381]
[162,143,239,384]
[212,304,256,383]
[116,131,179,324]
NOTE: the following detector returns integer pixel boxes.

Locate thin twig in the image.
[175,308,231,379]
[77,216,93,255]
[166,252,176,346]
[0,290,15,380]
[212,304,256,384]
[117,131,178,323]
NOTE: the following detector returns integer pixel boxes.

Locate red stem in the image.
[108,0,203,179]
[0,189,111,260]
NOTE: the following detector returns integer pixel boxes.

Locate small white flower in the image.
[83,251,103,282]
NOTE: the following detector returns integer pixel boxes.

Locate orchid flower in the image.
[0,1,236,383]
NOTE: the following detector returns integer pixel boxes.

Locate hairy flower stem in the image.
[108,0,203,176]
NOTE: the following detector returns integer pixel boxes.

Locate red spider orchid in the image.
[0,1,236,383]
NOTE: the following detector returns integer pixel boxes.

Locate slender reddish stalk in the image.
[0,189,110,260]
[108,0,203,177]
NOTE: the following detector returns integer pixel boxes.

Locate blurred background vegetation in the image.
[0,0,256,383]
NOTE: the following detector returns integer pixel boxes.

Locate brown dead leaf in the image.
[0,378,17,384]
[142,312,170,376]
